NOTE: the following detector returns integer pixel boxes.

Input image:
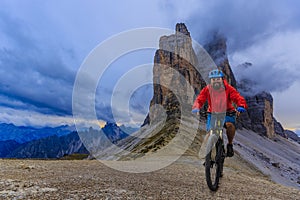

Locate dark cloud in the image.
[0,11,37,50]
[0,1,166,126]
[0,10,76,116]
[129,84,153,115]
[180,0,300,49]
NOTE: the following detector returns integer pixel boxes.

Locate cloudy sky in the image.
[0,0,299,133]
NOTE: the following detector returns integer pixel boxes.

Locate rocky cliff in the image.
[144,23,291,143]
[235,63,288,138]
[143,23,205,126]
[112,23,206,160]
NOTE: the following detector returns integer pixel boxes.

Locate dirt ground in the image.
[0,155,299,199]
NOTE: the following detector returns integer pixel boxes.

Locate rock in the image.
[175,23,190,36]
[274,118,286,137]
[271,162,280,168]
[284,130,300,143]
[143,23,205,126]
[237,80,276,138]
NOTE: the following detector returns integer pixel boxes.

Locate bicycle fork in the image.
[206,131,218,161]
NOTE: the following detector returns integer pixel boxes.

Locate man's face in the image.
[210,77,223,90]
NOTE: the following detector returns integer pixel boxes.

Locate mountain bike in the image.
[204,112,227,191]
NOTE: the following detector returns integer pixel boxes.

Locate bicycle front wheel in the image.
[205,139,223,191]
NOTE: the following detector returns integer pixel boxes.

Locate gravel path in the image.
[0,156,299,199]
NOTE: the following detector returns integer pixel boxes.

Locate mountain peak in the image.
[0,123,73,143]
[143,22,204,126]
[104,121,118,127]
[175,23,190,36]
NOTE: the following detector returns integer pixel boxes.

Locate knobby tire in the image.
[205,139,224,191]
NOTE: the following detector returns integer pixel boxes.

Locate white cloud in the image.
[272,81,300,129]
[231,30,300,72]
[230,30,300,91]
[0,106,74,127]
[0,106,106,129]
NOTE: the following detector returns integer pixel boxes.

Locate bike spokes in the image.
[205,139,225,191]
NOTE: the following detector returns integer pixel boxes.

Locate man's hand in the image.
[192,109,200,114]
[237,106,246,113]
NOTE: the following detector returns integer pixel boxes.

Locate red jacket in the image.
[192,80,248,113]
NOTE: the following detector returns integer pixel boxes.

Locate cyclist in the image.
[192,69,248,157]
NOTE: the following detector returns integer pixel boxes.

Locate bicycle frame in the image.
[205,113,225,157]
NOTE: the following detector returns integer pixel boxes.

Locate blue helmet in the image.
[208,69,224,79]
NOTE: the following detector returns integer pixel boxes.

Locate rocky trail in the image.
[0,155,299,199]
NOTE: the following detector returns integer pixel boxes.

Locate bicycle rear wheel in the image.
[205,139,223,191]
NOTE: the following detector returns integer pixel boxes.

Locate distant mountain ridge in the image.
[0,140,19,157]
[0,122,137,158]
[0,123,75,143]
[6,131,88,158]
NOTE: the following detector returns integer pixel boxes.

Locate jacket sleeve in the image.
[192,86,209,109]
[228,86,248,109]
